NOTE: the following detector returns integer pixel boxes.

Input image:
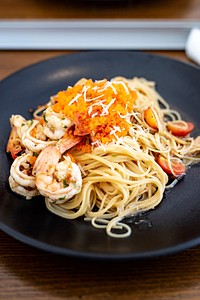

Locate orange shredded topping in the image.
[52,79,137,145]
[76,141,92,153]
[66,153,76,163]
[29,155,37,165]
[39,118,45,125]
[30,127,36,138]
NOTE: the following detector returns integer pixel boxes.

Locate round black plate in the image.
[0,51,200,260]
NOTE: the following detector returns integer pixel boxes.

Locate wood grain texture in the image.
[1,229,200,300]
[0,0,200,19]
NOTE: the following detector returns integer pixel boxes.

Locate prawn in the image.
[9,152,39,199]
[6,114,56,157]
[22,119,57,153]
[43,107,74,140]
[33,135,83,204]
[6,115,29,159]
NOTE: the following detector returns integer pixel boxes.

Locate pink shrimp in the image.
[33,135,83,203]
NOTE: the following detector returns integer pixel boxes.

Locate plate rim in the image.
[1,50,199,84]
[1,50,200,260]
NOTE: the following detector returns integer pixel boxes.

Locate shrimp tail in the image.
[57,135,83,154]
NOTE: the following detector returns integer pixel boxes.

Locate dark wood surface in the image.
[0,0,200,19]
[1,0,200,298]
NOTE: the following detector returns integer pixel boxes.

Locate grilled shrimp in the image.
[43,107,74,140]
[22,119,56,153]
[7,114,56,156]
[9,152,39,199]
[33,144,82,204]
[33,134,83,203]
[6,115,29,159]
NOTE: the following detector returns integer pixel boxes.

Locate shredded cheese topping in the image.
[52,79,137,145]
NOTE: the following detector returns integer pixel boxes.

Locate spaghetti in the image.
[6,77,200,238]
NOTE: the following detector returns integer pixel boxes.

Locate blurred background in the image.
[0,0,199,79]
[0,0,199,19]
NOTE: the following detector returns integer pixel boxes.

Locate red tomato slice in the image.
[157,155,186,176]
[167,121,194,137]
[10,147,22,160]
[144,107,158,130]
[6,127,23,160]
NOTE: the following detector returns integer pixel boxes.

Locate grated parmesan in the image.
[52,78,137,148]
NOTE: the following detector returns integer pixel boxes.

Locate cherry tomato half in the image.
[167,121,194,137]
[157,155,186,176]
[144,107,158,130]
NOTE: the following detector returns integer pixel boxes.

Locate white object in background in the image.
[185,28,200,65]
[0,20,200,50]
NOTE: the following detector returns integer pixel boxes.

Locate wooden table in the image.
[1,0,200,299]
[0,0,199,19]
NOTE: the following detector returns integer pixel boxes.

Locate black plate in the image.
[0,51,200,260]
